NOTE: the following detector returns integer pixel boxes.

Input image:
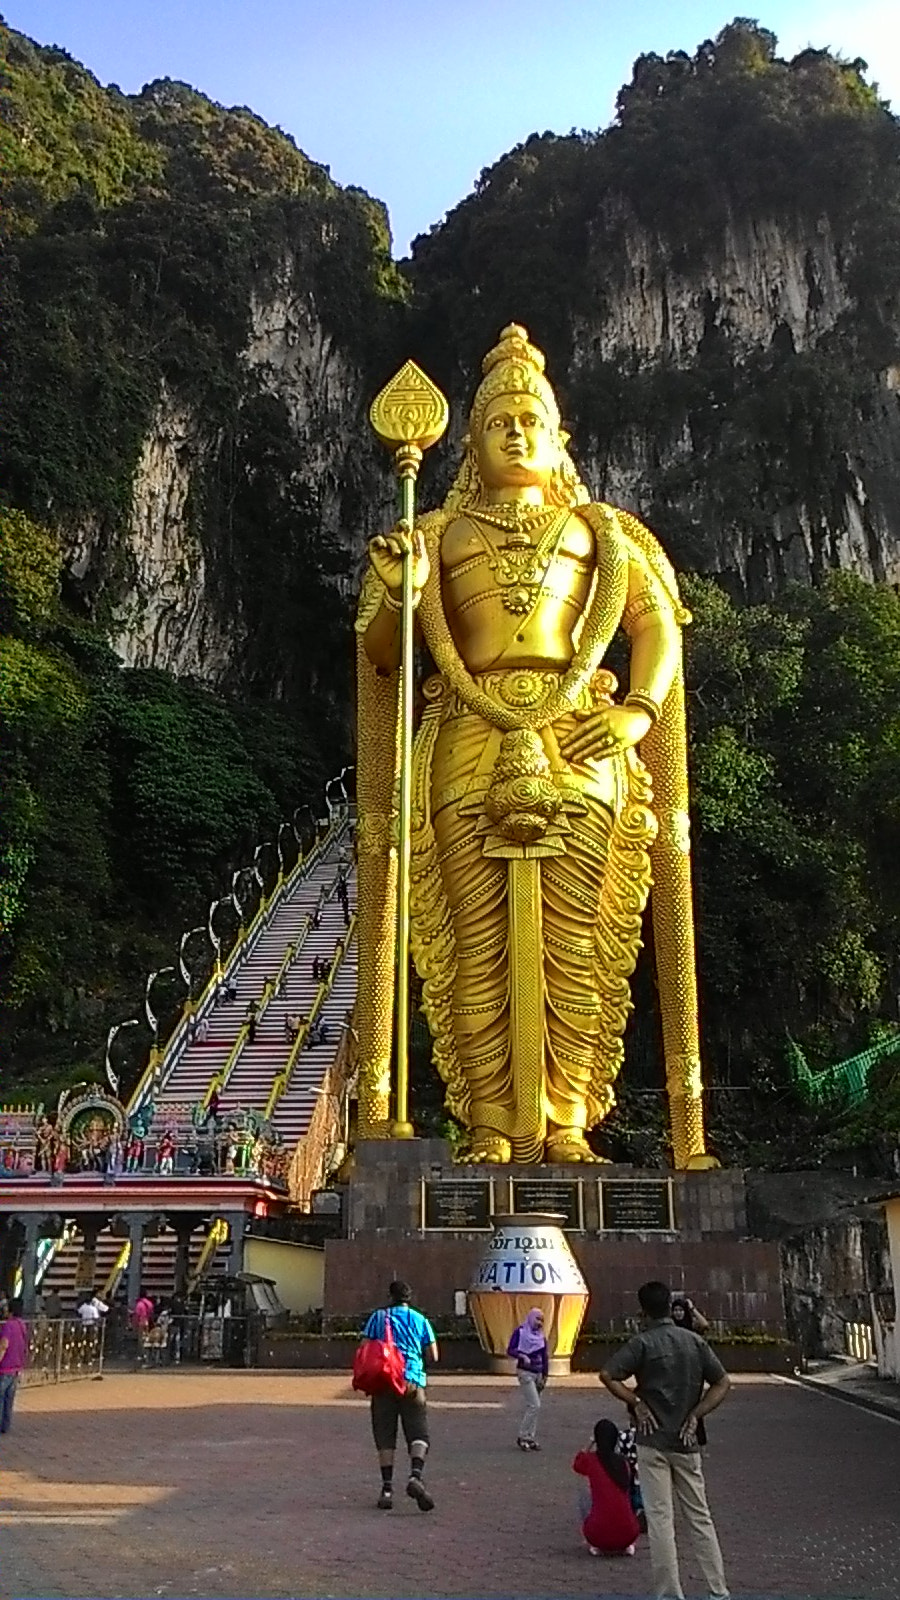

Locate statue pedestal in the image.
[345,1140,747,1236]
[325,1147,786,1339]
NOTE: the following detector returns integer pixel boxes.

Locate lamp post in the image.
[339,765,356,811]
[105,1019,140,1098]
[292,804,314,853]
[233,866,258,932]
[276,821,294,885]
[254,841,276,898]
[178,927,206,1003]
[145,966,176,1083]
[207,897,232,978]
[324,767,354,823]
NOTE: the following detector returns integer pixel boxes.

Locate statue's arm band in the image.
[621,589,663,630]
[624,689,662,724]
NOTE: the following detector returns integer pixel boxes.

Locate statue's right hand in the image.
[367,528,430,600]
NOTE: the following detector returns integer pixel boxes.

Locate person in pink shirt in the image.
[0,1297,30,1434]
[132,1292,154,1362]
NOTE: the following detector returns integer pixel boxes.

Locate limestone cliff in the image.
[570,206,900,595]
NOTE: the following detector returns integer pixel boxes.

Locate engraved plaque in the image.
[423,1178,492,1231]
[511,1178,583,1230]
[600,1179,673,1232]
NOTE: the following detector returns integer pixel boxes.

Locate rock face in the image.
[746,1171,894,1357]
[580,209,851,367]
[568,205,900,597]
[95,271,394,697]
[110,388,231,678]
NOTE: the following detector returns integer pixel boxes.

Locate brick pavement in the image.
[0,1371,898,1600]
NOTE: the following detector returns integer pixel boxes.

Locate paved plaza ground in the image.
[1,1370,898,1600]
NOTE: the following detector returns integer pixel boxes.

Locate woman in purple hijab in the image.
[507,1308,550,1450]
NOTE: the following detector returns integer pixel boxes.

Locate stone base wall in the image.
[323,1232,784,1331]
[346,1139,748,1239]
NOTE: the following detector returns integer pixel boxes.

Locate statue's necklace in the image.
[469,506,570,615]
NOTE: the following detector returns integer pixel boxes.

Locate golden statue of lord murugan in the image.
[355,324,713,1168]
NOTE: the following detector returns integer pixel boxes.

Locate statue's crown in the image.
[469,323,560,436]
[481,323,547,379]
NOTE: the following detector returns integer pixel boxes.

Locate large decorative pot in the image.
[468,1213,589,1374]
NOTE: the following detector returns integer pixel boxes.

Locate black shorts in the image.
[370,1384,429,1451]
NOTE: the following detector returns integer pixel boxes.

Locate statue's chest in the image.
[441,512,593,616]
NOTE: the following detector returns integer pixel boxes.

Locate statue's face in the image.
[476,393,559,490]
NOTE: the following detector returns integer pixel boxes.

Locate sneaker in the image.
[625,1544,636,1557]
[406,1475,435,1512]
[526,1440,541,1450]
[588,1546,600,1557]
[377,1487,393,1510]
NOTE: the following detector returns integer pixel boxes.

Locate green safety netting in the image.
[787,1031,900,1108]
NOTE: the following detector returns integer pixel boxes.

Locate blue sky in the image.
[4,1,899,254]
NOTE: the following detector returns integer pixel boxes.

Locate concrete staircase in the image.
[152,828,356,1156]
[40,1228,231,1310]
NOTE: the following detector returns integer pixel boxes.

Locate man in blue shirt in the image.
[362,1279,439,1512]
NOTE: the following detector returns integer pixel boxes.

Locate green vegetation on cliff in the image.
[0,503,331,1096]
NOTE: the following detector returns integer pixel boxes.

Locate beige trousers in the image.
[636,1444,729,1600]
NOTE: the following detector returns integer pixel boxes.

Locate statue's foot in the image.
[545,1131,608,1164]
[463,1130,512,1164]
[684,1152,720,1171]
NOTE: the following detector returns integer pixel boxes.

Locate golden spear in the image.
[369,361,449,1135]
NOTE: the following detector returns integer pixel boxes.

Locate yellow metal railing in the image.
[102,1240,131,1301]
[264,915,357,1122]
[188,1218,229,1292]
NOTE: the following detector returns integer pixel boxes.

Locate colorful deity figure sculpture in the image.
[156,1128,176,1175]
[34,1115,59,1173]
[356,325,714,1168]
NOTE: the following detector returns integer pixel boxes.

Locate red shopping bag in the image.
[352,1313,407,1396]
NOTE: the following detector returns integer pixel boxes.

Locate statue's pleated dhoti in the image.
[423,674,656,1161]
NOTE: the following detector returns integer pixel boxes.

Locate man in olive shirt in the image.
[601,1280,731,1600]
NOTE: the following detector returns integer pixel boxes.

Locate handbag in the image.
[352,1311,407,1397]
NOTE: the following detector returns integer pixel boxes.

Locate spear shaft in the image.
[391,448,420,1136]
[369,362,448,1137]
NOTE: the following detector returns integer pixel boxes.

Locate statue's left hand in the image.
[559,704,652,764]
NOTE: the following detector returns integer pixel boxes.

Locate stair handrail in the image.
[187,1218,229,1293]
[127,816,347,1116]
[34,1221,76,1292]
[102,1239,131,1302]
[264,915,358,1121]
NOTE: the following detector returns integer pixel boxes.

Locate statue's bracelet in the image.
[624,690,662,724]
[381,585,420,613]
